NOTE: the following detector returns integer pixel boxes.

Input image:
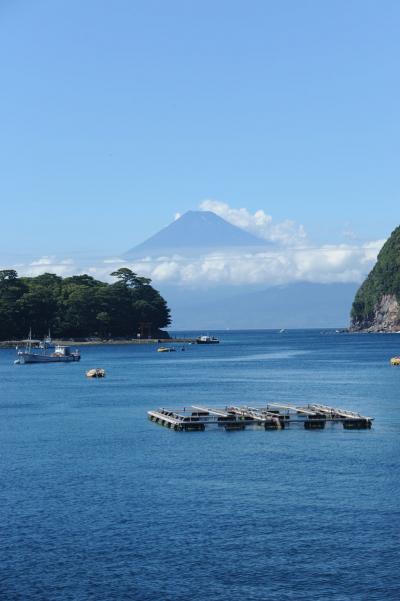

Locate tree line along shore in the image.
[0,267,171,341]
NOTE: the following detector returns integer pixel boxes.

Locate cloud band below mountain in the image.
[13,239,384,287]
[122,241,383,286]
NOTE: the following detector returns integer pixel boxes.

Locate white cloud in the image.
[89,239,385,287]
[11,238,385,287]
[24,256,80,277]
[199,199,308,245]
[30,256,55,266]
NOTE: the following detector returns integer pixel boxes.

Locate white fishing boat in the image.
[196,335,220,344]
[15,331,81,364]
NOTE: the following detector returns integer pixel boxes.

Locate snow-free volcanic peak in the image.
[125,210,267,258]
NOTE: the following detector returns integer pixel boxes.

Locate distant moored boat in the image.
[86,368,105,377]
[196,335,220,344]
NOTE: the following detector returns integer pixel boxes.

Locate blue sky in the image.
[0,0,398,261]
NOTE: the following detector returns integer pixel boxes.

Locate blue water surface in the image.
[1,330,399,600]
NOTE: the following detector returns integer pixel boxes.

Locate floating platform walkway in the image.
[148,403,373,432]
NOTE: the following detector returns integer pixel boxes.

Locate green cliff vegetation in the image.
[0,267,171,340]
[351,226,400,328]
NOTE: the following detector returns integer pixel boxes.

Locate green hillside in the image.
[0,267,171,340]
[351,226,400,329]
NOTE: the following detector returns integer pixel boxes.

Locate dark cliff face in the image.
[350,226,400,331]
[351,293,400,332]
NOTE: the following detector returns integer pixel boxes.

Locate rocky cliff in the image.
[351,226,400,331]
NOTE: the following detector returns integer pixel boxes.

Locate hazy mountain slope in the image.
[160,282,358,330]
[125,210,267,257]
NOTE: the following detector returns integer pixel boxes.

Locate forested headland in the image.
[351,225,400,331]
[0,268,171,340]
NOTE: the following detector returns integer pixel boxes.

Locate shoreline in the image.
[0,337,197,349]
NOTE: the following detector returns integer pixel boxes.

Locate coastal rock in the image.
[351,294,400,332]
[350,225,400,332]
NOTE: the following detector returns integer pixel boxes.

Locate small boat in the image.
[390,357,400,366]
[157,346,177,352]
[196,335,219,344]
[15,330,80,364]
[86,368,106,378]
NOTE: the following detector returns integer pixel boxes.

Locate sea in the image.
[1,330,399,601]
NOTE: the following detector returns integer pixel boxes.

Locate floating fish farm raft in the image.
[148,403,373,432]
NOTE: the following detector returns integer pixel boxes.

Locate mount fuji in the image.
[125,210,268,258]
[121,209,357,329]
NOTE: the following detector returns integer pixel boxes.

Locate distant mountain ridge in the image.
[160,282,358,329]
[351,225,400,331]
[125,210,267,257]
